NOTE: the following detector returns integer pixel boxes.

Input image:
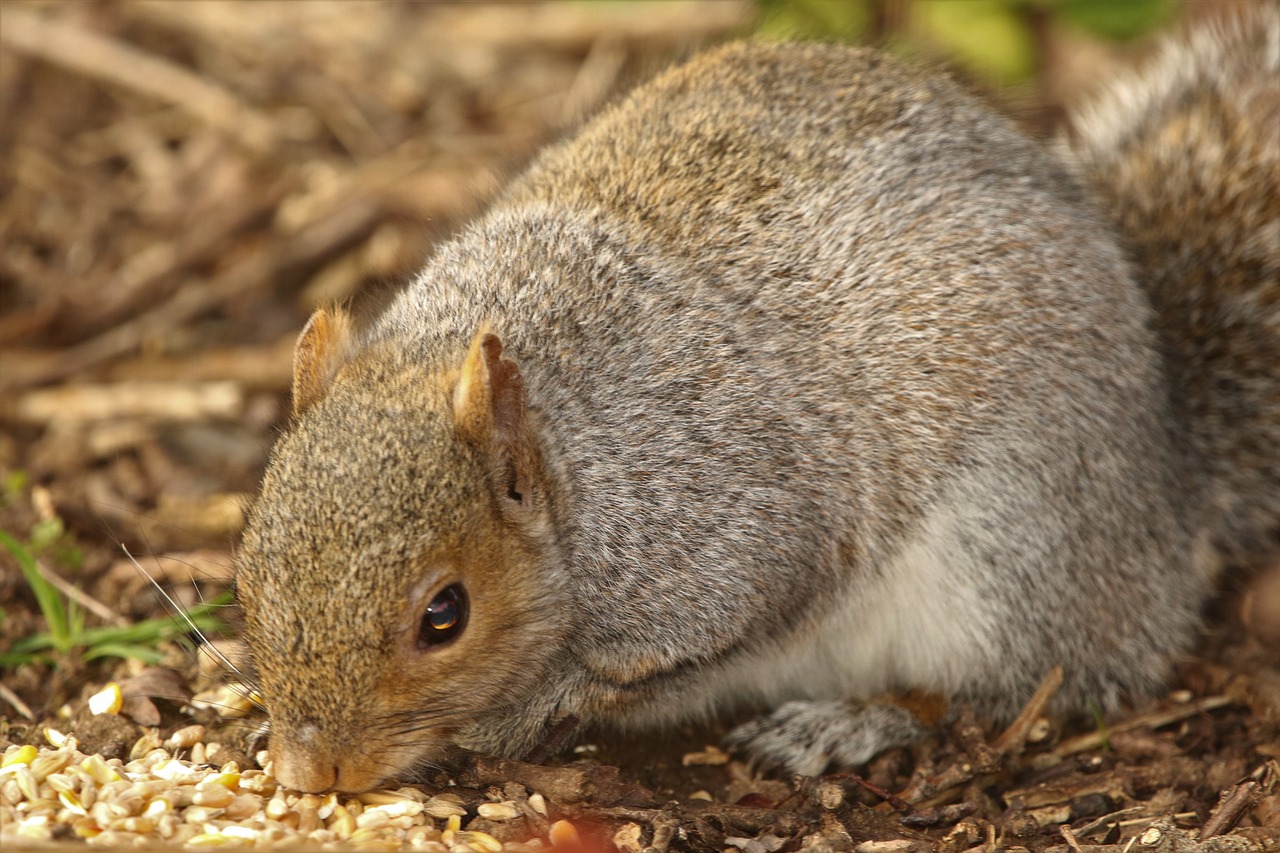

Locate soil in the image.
[2,2,1278,851]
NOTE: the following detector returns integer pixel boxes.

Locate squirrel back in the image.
[1064,6,1280,569]
[236,23,1276,793]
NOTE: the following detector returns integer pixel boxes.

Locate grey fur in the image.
[236,25,1277,791]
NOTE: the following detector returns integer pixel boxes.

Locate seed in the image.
[183,805,224,824]
[57,788,87,816]
[285,802,317,834]
[371,799,425,819]
[477,801,519,821]
[81,753,121,785]
[2,744,37,768]
[221,825,259,841]
[166,724,206,750]
[330,804,357,839]
[144,796,173,817]
[223,794,261,821]
[33,751,74,782]
[44,771,77,795]
[192,784,234,808]
[153,758,200,782]
[549,819,580,847]
[265,792,290,820]
[88,682,123,716]
[526,793,548,817]
[113,815,157,833]
[459,830,504,852]
[441,813,462,846]
[72,816,102,839]
[11,766,38,801]
[90,800,115,826]
[187,832,238,846]
[425,794,468,818]
[238,769,275,794]
[129,732,162,760]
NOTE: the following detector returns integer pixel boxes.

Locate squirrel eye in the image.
[418,584,467,649]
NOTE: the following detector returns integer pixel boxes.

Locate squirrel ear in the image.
[292,307,354,418]
[454,331,537,514]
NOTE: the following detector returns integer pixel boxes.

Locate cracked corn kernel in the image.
[88,683,123,716]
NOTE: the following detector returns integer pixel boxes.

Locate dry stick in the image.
[1071,806,1145,839]
[1197,763,1275,840]
[0,6,276,151]
[897,666,1064,806]
[36,558,129,628]
[993,664,1064,755]
[437,0,752,51]
[0,684,35,721]
[1059,825,1085,853]
[13,381,245,424]
[1052,694,1235,758]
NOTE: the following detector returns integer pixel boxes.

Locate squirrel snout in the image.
[268,724,379,794]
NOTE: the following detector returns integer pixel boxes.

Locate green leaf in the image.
[1055,0,1176,41]
[82,643,165,664]
[28,517,64,552]
[755,0,871,43]
[915,0,1037,83]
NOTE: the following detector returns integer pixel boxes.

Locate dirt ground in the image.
[2,2,1279,851]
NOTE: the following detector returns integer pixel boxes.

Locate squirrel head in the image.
[236,307,563,793]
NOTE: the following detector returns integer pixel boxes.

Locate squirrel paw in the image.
[724,699,925,777]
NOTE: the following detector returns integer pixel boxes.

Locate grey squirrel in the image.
[235,9,1280,793]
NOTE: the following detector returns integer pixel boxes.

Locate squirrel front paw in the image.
[724,699,926,777]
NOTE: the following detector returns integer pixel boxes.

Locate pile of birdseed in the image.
[1,734,571,851]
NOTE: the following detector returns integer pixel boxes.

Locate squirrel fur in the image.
[236,10,1280,794]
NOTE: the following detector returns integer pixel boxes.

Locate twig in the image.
[1,6,276,150]
[0,684,36,721]
[1071,806,1144,839]
[36,559,129,628]
[1053,695,1235,757]
[1198,763,1275,840]
[11,381,244,424]
[993,665,1063,755]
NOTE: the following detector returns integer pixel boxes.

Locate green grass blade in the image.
[0,530,71,647]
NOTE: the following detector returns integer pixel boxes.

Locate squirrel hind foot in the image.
[723,699,926,778]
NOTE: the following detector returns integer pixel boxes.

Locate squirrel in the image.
[234,9,1280,794]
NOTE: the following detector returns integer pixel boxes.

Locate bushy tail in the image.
[1064,7,1280,569]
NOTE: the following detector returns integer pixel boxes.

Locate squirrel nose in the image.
[269,723,341,793]
[270,744,338,793]
[268,725,384,793]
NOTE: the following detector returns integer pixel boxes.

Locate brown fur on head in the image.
[237,310,562,792]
